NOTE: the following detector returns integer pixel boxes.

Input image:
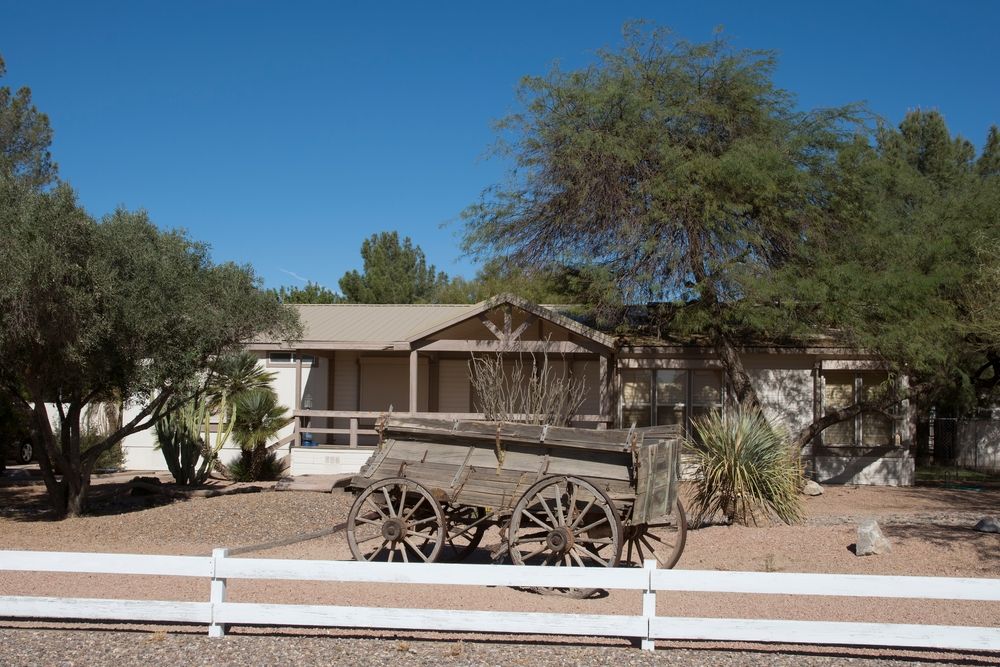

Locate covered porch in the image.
[252,296,617,475]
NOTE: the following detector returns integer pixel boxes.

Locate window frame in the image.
[819,370,895,448]
[266,351,318,368]
[619,367,726,435]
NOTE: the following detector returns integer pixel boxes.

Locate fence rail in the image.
[1,549,998,652]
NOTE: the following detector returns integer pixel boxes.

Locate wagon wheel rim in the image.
[441,505,489,562]
[508,475,621,598]
[347,477,445,563]
[622,497,687,569]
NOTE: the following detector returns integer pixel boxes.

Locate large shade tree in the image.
[769,110,1000,427]
[0,181,300,516]
[0,55,57,189]
[339,231,450,303]
[463,25,863,420]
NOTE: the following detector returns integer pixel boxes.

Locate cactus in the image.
[155,398,235,485]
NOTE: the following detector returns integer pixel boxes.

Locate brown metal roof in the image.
[252,295,616,350]
[291,303,479,346]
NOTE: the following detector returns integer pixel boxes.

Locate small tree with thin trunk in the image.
[0,182,300,516]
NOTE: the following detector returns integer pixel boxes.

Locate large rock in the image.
[802,480,824,496]
[856,519,892,556]
[974,517,1000,533]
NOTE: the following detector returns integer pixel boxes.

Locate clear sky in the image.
[2,1,997,292]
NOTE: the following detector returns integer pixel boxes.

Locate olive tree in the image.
[0,180,299,516]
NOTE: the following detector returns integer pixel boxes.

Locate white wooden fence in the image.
[1,549,998,652]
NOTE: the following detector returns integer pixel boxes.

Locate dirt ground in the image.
[0,474,997,663]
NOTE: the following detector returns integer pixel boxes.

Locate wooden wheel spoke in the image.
[522,508,553,531]
[642,530,671,546]
[354,533,383,545]
[569,497,596,530]
[397,485,409,517]
[366,539,390,561]
[535,493,559,527]
[574,544,609,566]
[381,488,396,517]
[354,516,381,527]
[405,528,432,543]
[403,494,426,520]
[365,497,389,520]
[513,535,548,544]
[554,485,566,525]
[409,515,439,527]
[569,549,586,568]
[633,537,647,563]
[404,538,432,562]
[516,544,549,561]
[575,536,615,545]
[576,515,609,535]
[566,483,579,526]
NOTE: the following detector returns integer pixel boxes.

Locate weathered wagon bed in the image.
[344,416,687,593]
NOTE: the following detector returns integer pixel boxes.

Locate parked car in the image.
[5,438,34,464]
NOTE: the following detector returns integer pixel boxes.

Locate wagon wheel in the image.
[621,497,687,569]
[441,505,488,562]
[508,475,622,599]
[347,477,446,563]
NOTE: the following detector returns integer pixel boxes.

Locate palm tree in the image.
[232,389,291,480]
[207,351,276,411]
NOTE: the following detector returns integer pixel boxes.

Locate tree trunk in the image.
[249,444,268,481]
[711,330,764,413]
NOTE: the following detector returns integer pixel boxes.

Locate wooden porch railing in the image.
[291,410,614,448]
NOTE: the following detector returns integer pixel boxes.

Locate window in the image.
[822,371,893,447]
[621,368,724,433]
[266,352,317,367]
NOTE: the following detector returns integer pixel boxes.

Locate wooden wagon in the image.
[345,416,687,590]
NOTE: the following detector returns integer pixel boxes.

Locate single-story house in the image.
[121,294,914,485]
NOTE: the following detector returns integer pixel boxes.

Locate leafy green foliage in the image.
[0,55,57,189]
[462,23,864,410]
[207,351,277,411]
[688,406,803,527]
[226,448,287,483]
[231,388,292,483]
[271,281,342,304]
[0,179,301,515]
[339,231,450,303]
[758,110,1000,413]
[154,402,214,486]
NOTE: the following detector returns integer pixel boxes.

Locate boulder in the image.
[974,517,1000,533]
[856,519,892,556]
[802,480,824,496]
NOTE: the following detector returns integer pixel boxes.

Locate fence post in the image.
[209,548,229,638]
[642,559,656,651]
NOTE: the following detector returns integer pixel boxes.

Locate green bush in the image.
[154,403,214,486]
[688,406,803,527]
[85,436,125,472]
[227,449,287,482]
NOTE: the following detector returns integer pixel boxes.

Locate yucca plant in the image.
[232,388,292,481]
[688,405,803,527]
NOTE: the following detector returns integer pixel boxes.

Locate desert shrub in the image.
[154,402,215,486]
[85,436,125,472]
[688,405,803,527]
[227,450,287,482]
[468,348,587,427]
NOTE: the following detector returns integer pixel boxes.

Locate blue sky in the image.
[2,1,998,291]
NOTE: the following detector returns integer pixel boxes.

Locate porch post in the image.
[599,355,610,429]
[409,349,418,414]
[294,354,303,447]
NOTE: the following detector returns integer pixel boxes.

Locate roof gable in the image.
[260,295,614,351]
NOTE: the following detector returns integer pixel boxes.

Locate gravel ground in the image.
[1,477,998,665]
[3,629,999,667]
